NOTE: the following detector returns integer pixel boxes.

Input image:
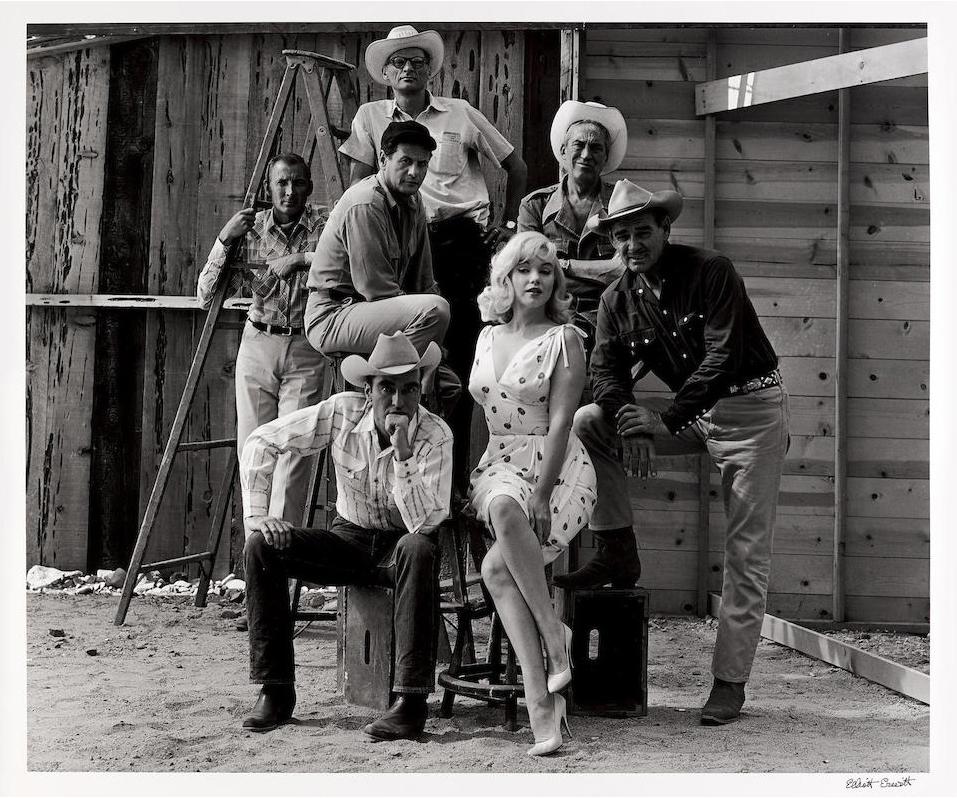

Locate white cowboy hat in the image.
[365,26,445,86]
[592,179,684,232]
[550,100,628,175]
[340,331,442,385]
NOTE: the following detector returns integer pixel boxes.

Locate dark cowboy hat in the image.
[592,179,684,232]
[340,332,441,385]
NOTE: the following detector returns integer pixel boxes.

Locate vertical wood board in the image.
[25,48,110,570]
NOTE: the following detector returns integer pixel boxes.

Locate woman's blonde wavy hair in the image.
[477,231,574,324]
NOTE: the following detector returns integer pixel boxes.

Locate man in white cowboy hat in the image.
[239,331,453,740]
[518,100,628,316]
[339,24,528,491]
[572,179,790,726]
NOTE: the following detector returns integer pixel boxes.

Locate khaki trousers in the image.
[573,386,790,682]
[236,320,327,535]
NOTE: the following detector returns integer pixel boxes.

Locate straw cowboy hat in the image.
[593,179,684,232]
[366,26,445,86]
[340,332,442,385]
[550,100,628,175]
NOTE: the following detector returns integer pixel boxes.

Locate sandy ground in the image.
[26,592,928,774]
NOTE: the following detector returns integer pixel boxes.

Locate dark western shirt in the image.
[591,243,779,434]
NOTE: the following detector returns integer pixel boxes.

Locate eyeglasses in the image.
[387,56,430,71]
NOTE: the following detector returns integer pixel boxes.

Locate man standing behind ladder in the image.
[197,153,328,537]
[339,25,528,492]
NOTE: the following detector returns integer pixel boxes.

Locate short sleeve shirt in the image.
[339,94,514,227]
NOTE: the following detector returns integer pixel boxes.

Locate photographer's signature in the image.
[846,776,914,789]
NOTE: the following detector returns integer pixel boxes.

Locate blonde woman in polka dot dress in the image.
[469,231,597,756]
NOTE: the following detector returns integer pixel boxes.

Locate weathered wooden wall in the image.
[24,25,929,626]
[138,29,527,574]
[26,48,111,570]
[578,25,929,624]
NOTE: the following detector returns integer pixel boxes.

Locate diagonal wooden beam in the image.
[708,594,929,704]
[695,37,927,115]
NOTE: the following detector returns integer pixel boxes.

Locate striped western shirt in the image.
[197,204,328,328]
[240,392,453,535]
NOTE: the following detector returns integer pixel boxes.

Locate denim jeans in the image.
[573,385,790,682]
[244,516,439,694]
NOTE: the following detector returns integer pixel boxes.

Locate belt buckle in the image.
[278,325,293,336]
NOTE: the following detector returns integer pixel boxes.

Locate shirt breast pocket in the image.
[620,327,657,363]
[434,133,467,176]
[333,446,368,491]
[677,310,705,331]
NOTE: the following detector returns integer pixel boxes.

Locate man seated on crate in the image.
[197,153,328,537]
[305,119,459,413]
[568,179,790,726]
[240,331,453,740]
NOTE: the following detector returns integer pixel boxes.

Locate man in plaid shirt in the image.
[198,153,329,536]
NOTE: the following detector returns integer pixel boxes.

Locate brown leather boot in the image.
[552,526,641,589]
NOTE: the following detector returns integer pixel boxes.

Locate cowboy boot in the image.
[552,526,641,589]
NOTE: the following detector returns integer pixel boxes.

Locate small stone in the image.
[135,642,148,650]
[49,629,66,637]
[220,608,241,619]
[76,584,95,595]
[224,588,245,603]
[86,648,98,656]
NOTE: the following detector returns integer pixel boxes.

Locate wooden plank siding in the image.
[576,25,928,623]
[26,48,111,570]
[24,25,928,625]
[136,30,527,573]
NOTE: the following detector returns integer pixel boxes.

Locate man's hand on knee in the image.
[617,403,668,438]
[248,516,294,550]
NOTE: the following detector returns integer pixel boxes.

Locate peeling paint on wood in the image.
[26,47,109,570]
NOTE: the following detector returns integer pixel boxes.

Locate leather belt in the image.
[310,287,363,306]
[726,369,783,397]
[250,320,301,336]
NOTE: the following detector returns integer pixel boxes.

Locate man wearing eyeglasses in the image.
[340,26,528,493]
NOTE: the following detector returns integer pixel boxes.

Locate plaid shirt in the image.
[240,392,453,535]
[197,204,328,328]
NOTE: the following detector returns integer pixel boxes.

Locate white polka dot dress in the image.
[468,323,597,565]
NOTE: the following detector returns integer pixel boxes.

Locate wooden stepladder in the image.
[114,50,360,625]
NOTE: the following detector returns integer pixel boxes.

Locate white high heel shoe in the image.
[546,623,573,694]
[527,693,572,757]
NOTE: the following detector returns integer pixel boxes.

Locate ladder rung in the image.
[178,438,237,452]
[140,552,213,571]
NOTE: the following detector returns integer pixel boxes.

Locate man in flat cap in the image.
[306,121,454,403]
[572,179,790,726]
[340,25,528,491]
[240,331,453,740]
